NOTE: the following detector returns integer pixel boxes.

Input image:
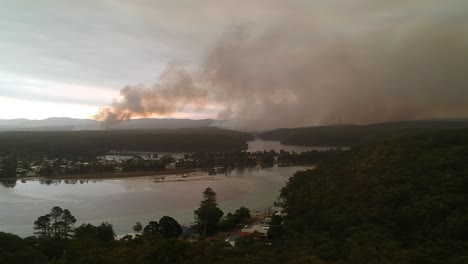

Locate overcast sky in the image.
[1,0,467,127]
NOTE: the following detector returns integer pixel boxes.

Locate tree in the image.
[160,154,175,167]
[194,187,224,236]
[159,216,182,239]
[143,221,160,242]
[34,207,76,239]
[267,215,283,240]
[0,179,16,188]
[74,222,115,242]
[132,221,143,233]
[96,222,115,242]
[49,206,63,238]
[148,239,190,264]
[74,223,98,239]
[235,207,251,220]
[60,209,77,239]
[219,207,251,231]
[0,155,17,178]
[0,232,48,264]
[34,214,51,238]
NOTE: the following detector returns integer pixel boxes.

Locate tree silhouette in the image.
[194,187,224,236]
[33,214,51,238]
[159,216,182,239]
[33,207,76,239]
[143,221,160,242]
[132,221,143,233]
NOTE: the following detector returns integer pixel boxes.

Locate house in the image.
[240,217,272,235]
[259,217,271,227]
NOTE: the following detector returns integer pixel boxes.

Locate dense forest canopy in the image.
[260,120,468,146]
[279,128,468,263]
[0,127,253,159]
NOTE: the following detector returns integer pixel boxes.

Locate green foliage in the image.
[143,221,161,242]
[279,129,468,262]
[34,214,52,238]
[0,154,17,178]
[75,223,99,239]
[235,206,251,219]
[267,215,283,240]
[180,150,339,174]
[132,221,143,233]
[194,187,224,236]
[0,127,252,159]
[4,129,468,263]
[34,206,76,239]
[261,120,468,146]
[96,222,116,242]
[146,239,190,264]
[0,232,47,264]
[140,217,183,242]
[219,207,251,231]
[158,216,183,239]
[74,222,115,243]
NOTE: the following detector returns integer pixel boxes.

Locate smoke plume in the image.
[95,1,468,130]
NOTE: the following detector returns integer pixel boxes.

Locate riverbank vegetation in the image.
[0,148,340,181]
[177,149,341,174]
[1,129,468,263]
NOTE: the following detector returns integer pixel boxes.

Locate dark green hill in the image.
[279,128,468,263]
[260,120,468,146]
[0,127,253,158]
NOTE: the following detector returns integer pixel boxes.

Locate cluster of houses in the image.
[8,153,177,178]
[13,159,92,177]
[224,207,285,247]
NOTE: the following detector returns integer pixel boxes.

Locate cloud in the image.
[2,1,468,129]
[96,0,468,129]
[0,72,114,106]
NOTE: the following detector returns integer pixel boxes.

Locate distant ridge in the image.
[0,117,216,131]
[0,117,99,131]
[260,119,468,146]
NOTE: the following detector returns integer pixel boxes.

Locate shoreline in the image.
[3,165,316,182]
[19,168,201,181]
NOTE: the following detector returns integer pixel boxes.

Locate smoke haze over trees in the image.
[95,0,468,130]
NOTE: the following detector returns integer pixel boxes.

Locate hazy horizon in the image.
[2,0,468,129]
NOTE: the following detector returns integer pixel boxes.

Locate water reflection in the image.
[0,179,17,188]
[0,166,306,237]
[247,140,342,152]
[1,178,99,188]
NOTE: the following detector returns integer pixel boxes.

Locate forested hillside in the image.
[280,128,468,263]
[0,128,253,158]
[260,120,468,146]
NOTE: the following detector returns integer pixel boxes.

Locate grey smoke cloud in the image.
[95,0,468,130]
[95,66,208,127]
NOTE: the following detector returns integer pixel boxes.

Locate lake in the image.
[247,140,341,152]
[0,166,309,237]
[102,140,340,160]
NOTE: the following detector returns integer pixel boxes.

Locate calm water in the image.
[0,166,308,237]
[247,140,339,152]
